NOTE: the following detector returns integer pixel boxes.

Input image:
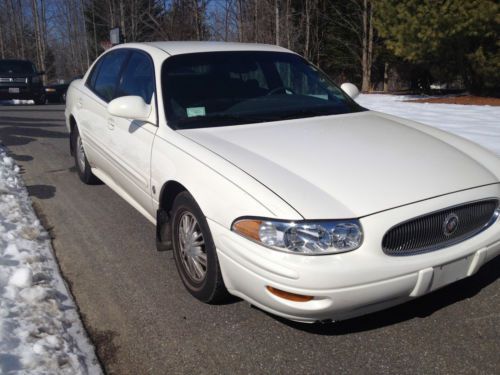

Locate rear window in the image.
[0,61,36,74]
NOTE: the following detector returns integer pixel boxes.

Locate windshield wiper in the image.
[269,108,335,121]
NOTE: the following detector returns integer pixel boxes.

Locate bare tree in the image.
[274,0,279,45]
[361,0,373,92]
[303,0,311,58]
[31,0,47,80]
[0,4,5,59]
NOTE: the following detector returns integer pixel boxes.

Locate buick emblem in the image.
[9,78,13,82]
[443,213,459,236]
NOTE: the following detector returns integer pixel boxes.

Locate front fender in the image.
[151,131,302,229]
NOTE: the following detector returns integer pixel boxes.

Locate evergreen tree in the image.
[374,0,499,93]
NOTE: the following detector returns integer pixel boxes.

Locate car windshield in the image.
[0,61,35,75]
[161,51,364,129]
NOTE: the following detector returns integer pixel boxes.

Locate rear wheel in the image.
[171,192,229,303]
[72,127,99,184]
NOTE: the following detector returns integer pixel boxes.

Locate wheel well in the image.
[156,181,187,250]
[69,116,77,156]
[159,180,187,214]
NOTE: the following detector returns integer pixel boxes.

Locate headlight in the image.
[45,88,56,92]
[232,218,363,255]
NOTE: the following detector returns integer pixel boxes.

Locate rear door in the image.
[106,50,158,217]
[78,49,129,177]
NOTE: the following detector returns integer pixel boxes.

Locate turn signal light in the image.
[266,286,314,302]
[232,219,262,241]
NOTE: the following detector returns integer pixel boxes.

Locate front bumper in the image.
[210,184,500,323]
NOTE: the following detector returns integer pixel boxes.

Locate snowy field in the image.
[356,94,500,156]
[0,146,101,374]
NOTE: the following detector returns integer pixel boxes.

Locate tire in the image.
[33,95,46,105]
[72,127,99,184]
[171,191,229,303]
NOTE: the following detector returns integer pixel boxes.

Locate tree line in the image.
[0,0,498,94]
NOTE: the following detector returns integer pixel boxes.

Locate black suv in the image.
[0,59,45,104]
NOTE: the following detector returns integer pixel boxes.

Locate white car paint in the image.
[65,42,500,323]
[179,111,498,219]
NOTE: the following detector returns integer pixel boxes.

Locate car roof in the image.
[113,41,294,56]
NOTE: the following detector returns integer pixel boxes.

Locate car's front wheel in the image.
[171,191,229,303]
[72,127,99,184]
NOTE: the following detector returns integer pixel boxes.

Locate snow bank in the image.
[356,94,500,156]
[0,146,101,374]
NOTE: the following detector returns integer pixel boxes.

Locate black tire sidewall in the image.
[72,127,94,183]
[34,95,45,105]
[171,192,223,302]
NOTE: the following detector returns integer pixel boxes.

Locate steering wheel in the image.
[266,86,296,96]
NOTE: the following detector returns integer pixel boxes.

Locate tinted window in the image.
[92,51,129,102]
[117,52,155,104]
[0,60,36,74]
[161,51,364,129]
[87,58,103,89]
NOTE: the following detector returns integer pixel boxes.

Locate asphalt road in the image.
[1,103,499,375]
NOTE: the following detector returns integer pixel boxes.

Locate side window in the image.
[86,58,103,89]
[117,52,155,104]
[92,51,129,102]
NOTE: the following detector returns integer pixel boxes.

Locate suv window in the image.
[117,51,155,104]
[92,51,129,102]
[0,60,36,74]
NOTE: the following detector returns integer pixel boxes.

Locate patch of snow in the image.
[0,145,102,374]
[8,268,33,289]
[356,94,500,156]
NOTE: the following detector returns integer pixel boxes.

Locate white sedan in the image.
[65,42,500,323]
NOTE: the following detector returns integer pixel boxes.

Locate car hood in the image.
[179,111,498,219]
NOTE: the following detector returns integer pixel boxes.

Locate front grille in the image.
[0,77,27,83]
[382,199,499,256]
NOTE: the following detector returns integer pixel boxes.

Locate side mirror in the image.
[340,83,360,99]
[107,96,151,121]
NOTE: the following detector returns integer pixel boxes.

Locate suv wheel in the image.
[33,95,46,105]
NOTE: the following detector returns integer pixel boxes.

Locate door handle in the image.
[77,98,83,108]
[107,118,115,130]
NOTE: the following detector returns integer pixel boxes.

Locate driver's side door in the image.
[107,50,158,219]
